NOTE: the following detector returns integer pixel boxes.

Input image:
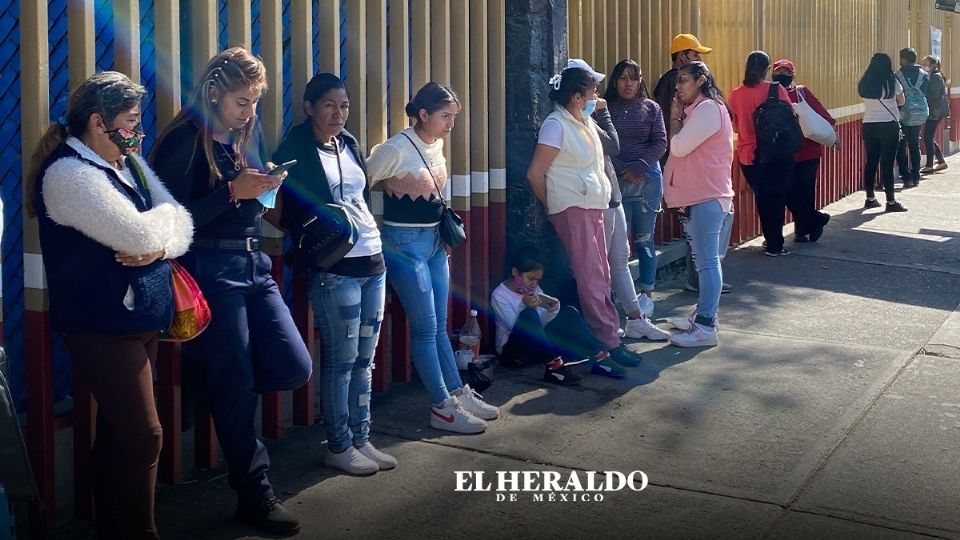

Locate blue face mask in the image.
[581,99,597,117]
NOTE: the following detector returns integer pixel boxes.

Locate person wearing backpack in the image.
[771,58,838,243]
[728,51,800,257]
[858,52,908,212]
[920,54,949,174]
[894,47,929,188]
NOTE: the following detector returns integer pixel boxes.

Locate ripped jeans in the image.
[309,269,386,452]
[622,163,663,292]
[382,224,462,405]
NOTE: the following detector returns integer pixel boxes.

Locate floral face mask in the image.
[105,127,146,156]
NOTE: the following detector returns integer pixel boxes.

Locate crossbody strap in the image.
[400,132,447,207]
[877,98,899,123]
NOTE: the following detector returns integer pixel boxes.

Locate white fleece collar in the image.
[65,137,137,189]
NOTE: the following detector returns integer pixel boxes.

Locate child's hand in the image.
[522,293,541,308]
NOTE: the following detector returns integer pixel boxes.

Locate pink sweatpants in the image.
[550,206,620,350]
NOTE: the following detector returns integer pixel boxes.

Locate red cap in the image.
[772,59,795,73]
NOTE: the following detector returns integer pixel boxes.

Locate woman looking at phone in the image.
[150,47,312,535]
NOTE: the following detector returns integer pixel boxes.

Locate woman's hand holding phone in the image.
[232,169,281,199]
[522,293,541,308]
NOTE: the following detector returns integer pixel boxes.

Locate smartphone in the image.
[538,293,559,310]
[268,159,297,176]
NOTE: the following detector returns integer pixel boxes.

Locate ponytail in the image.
[25,122,69,216]
[26,71,146,216]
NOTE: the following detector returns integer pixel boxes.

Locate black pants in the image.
[863,121,899,201]
[791,158,828,237]
[740,158,796,253]
[923,117,946,167]
[896,124,922,182]
[500,306,603,366]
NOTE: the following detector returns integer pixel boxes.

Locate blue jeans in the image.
[180,249,313,507]
[309,270,386,452]
[622,163,663,292]
[381,225,462,405]
[679,200,733,326]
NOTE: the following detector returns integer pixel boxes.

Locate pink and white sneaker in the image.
[669,323,718,348]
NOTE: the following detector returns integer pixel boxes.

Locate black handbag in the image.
[400,133,467,248]
[297,139,359,270]
[299,204,357,270]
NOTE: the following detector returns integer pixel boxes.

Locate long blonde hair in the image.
[150,47,268,188]
[26,71,146,216]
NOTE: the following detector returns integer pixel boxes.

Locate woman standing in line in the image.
[605,59,669,320]
[151,48,312,536]
[920,55,949,175]
[30,71,194,539]
[526,64,645,378]
[728,51,795,257]
[366,82,499,434]
[857,52,908,212]
[770,58,837,243]
[663,62,735,348]
[273,73,396,475]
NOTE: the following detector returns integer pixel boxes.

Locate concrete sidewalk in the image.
[64,160,960,539]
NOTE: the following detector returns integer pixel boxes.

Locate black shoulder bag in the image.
[400,132,467,249]
[298,138,359,270]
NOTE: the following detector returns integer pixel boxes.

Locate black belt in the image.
[192,237,261,251]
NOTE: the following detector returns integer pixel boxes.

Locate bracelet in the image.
[227,181,240,207]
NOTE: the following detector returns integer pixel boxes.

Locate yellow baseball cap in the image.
[669,34,712,55]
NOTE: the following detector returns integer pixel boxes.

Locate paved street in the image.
[62,158,960,539]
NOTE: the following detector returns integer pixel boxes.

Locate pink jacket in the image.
[663,95,735,209]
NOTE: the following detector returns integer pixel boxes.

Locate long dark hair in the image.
[150,47,268,188]
[603,59,649,102]
[743,50,771,87]
[858,53,897,99]
[548,67,596,107]
[27,71,146,216]
[405,82,460,125]
[679,61,729,112]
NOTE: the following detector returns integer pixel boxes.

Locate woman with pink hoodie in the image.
[663,61,735,348]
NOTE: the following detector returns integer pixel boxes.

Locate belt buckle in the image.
[245,237,257,251]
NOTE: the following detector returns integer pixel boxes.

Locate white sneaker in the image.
[637,293,655,318]
[666,314,695,331]
[429,397,487,434]
[669,323,718,348]
[624,316,671,341]
[456,384,500,420]
[356,442,397,470]
[323,446,379,475]
[617,327,626,338]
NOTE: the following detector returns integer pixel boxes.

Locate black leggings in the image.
[923,117,946,167]
[500,306,603,366]
[862,121,899,201]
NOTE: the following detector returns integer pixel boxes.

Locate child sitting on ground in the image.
[491,245,631,383]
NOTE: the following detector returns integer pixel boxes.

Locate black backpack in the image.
[753,82,804,163]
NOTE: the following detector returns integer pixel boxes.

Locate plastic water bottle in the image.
[459,309,481,361]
